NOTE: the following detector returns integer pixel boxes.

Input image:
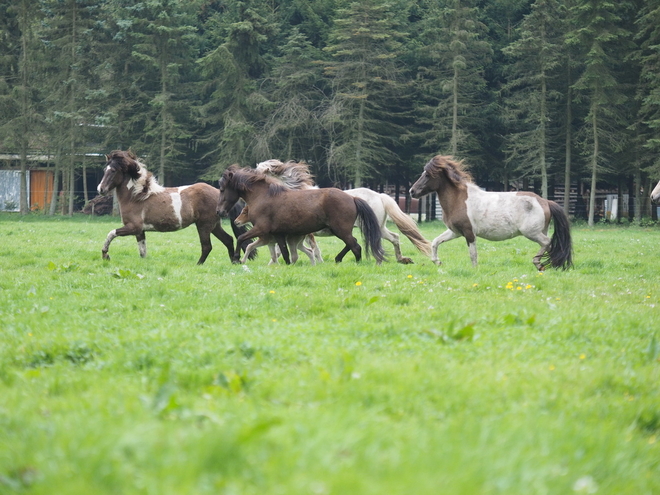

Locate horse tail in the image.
[228,202,257,260]
[542,201,573,270]
[354,197,386,264]
[379,193,432,256]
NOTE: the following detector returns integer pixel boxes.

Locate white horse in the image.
[651,179,660,204]
[256,160,432,264]
[410,155,573,270]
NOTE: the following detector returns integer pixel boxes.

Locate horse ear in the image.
[444,163,464,185]
[105,154,110,162]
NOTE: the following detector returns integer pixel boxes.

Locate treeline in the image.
[1,0,659,223]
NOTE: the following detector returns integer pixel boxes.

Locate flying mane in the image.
[222,165,288,197]
[107,150,164,200]
[425,155,473,187]
[256,159,316,190]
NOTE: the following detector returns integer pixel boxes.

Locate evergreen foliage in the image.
[0,0,658,218]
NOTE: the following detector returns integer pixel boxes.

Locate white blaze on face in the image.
[171,192,183,227]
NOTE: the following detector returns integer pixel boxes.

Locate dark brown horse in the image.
[96,150,250,264]
[216,165,385,264]
[410,155,572,270]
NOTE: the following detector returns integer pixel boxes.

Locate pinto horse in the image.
[216,165,385,265]
[410,155,573,270]
[256,159,432,264]
[96,150,250,264]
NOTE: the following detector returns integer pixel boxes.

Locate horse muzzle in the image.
[409,186,422,199]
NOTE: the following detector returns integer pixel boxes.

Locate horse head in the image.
[410,155,471,198]
[217,165,244,216]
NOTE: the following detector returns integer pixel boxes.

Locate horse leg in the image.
[334,234,361,263]
[267,244,279,265]
[382,227,413,264]
[211,223,236,262]
[136,232,147,258]
[529,233,551,271]
[241,237,270,264]
[288,237,300,264]
[101,224,141,260]
[468,241,478,267]
[431,229,460,265]
[306,234,323,263]
[293,236,315,265]
[276,235,291,264]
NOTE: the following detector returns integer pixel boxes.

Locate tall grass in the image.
[0,213,658,494]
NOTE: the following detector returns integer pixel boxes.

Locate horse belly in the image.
[466,192,525,241]
[141,196,182,232]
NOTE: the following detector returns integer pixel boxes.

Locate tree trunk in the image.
[451,63,459,156]
[49,157,60,216]
[82,157,89,205]
[540,73,548,199]
[19,0,30,215]
[563,57,573,215]
[634,168,641,223]
[587,105,598,227]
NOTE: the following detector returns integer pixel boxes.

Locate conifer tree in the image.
[322,0,407,186]
[567,0,633,225]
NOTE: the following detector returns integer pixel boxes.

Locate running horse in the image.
[256,159,431,264]
[409,155,573,270]
[96,150,251,264]
[216,165,385,264]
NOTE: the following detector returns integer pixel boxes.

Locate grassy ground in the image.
[0,213,658,494]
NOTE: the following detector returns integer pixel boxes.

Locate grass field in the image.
[0,212,659,494]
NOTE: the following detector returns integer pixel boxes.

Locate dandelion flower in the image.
[355,281,362,286]
[549,365,555,371]
[407,275,413,279]
[516,286,522,291]
[525,284,532,289]
[579,353,586,359]
[269,290,275,294]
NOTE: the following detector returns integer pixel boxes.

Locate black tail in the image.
[228,202,257,260]
[354,197,386,264]
[541,201,573,270]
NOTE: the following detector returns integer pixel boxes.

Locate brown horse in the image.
[410,155,573,270]
[96,150,250,264]
[216,165,385,264]
[234,205,316,264]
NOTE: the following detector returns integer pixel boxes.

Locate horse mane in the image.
[107,150,164,200]
[222,165,287,196]
[256,159,316,190]
[425,155,473,187]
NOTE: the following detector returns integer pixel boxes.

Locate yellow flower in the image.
[269,290,275,294]
[407,275,413,279]
[525,285,532,289]
[549,365,555,371]
[516,286,522,291]
[472,283,478,287]
[355,281,362,286]
[579,353,586,359]
[272,319,277,322]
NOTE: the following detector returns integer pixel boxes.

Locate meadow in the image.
[0,213,658,494]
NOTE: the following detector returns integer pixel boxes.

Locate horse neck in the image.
[242,180,271,204]
[114,177,137,203]
[434,179,469,213]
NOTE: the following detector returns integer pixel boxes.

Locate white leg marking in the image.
[103,229,117,252]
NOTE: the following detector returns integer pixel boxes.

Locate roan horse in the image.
[410,155,573,270]
[96,150,250,264]
[216,165,385,264]
[255,159,432,264]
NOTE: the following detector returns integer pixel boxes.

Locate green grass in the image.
[0,213,659,494]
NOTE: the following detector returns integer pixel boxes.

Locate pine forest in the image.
[1,0,659,224]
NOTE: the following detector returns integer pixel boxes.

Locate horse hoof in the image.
[433,260,442,266]
[397,257,414,264]
[102,252,110,260]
